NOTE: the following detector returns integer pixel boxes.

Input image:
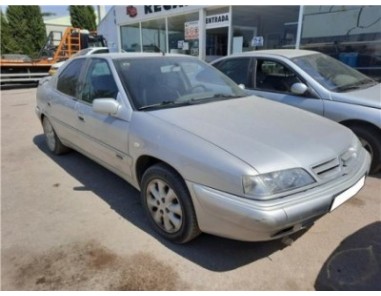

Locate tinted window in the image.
[214,58,253,88]
[81,59,118,104]
[57,59,85,97]
[255,59,302,93]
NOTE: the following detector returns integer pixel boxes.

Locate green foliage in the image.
[69,6,96,31]
[3,6,46,58]
[1,10,19,55]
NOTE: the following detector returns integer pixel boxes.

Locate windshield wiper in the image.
[138,94,245,110]
[335,80,377,92]
[212,93,245,99]
[138,100,177,110]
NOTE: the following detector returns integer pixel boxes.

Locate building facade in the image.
[98,5,381,79]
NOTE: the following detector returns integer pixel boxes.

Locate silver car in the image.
[211,50,381,173]
[36,53,370,243]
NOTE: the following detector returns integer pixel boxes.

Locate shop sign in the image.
[205,13,230,29]
[144,5,187,15]
[185,21,199,40]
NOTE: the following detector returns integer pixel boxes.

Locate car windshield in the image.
[113,56,247,110]
[292,53,376,92]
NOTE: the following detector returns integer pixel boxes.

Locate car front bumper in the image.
[186,150,371,242]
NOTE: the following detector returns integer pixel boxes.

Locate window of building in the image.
[300,6,381,80]
[141,18,166,53]
[231,6,299,53]
[168,13,199,56]
[121,23,141,52]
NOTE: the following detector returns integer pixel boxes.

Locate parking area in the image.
[1,87,380,290]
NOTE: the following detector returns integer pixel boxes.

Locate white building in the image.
[98,5,381,79]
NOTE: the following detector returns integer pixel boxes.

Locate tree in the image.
[5,6,46,58]
[69,6,96,31]
[1,10,19,54]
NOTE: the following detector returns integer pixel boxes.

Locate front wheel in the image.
[141,164,200,243]
[351,125,381,174]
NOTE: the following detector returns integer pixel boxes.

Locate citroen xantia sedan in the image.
[36,53,370,243]
[211,50,381,173]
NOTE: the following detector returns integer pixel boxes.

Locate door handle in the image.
[78,115,84,121]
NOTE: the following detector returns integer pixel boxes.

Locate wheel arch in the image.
[135,155,184,188]
[340,119,381,137]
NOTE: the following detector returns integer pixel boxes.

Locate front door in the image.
[75,58,132,179]
[206,27,228,62]
[252,58,324,116]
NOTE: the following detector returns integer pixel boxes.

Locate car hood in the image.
[331,83,381,109]
[149,96,354,174]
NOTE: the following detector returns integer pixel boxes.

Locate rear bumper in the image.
[187,149,371,242]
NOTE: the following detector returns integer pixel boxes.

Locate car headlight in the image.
[243,168,316,199]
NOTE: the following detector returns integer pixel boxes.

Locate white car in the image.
[48,47,109,75]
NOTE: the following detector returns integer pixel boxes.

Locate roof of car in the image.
[217,49,318,60]
[88,52,199,59]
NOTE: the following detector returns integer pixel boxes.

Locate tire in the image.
[141,163,201,243]
[42,117,70,155]
[350,125,381,174]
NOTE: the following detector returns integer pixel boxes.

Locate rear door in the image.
[49,58,87,145]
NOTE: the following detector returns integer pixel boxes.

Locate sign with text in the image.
[205,13,230,29]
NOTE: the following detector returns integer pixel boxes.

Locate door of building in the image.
[206,27,228,62]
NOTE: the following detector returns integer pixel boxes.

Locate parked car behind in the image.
[211,50,381,173]
[48,47,110,75]
[36,53,370,243]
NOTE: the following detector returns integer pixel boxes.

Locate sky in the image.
[0,5,111,17]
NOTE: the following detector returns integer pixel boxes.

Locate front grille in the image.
[312,157,341,180]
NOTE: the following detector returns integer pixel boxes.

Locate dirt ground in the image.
[1,87,380,290]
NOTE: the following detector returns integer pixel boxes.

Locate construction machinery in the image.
[0,27,106,86]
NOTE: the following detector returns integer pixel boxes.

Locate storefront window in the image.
[121,23,141,52]
[141,18,166,53]
[300,6,381,80]
[167,13,199,56]
[231,6,299,53]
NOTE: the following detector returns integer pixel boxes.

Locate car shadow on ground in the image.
[33,134,308,272]
[315,221,381,291]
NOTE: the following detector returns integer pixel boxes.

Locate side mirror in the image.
[291,82,308,95]
[93,98,120,115]
[238,84,245,90]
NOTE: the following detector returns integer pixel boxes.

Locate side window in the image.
[214,58,253,88]
[255,59,302,93]
[81,59,118,104]
[57,59,85,97]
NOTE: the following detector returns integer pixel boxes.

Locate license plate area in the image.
[330,176,365,211]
